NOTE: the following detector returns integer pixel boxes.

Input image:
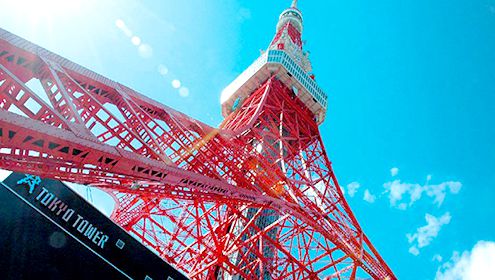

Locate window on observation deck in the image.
[267,50,328,108]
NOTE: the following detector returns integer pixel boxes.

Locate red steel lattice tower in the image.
[0,1,396,279]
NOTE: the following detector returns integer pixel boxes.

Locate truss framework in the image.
[0,28,395,279]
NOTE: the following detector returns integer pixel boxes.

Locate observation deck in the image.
[220,49,328,125]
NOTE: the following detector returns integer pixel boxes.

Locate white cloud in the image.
[398,203,407,210]
[409,246,420,256]
[447,182,462,194]
[384,179,462,209]
[346,182,360,197]
[435,241,495,280]
[363,189,376,203]
[407,212,451,255]
[384,180,416,207]
[433,254,443,262]
[391,167,399,177]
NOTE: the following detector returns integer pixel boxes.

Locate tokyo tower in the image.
[0,1,396,279]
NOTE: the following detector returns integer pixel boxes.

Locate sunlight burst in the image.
[19,0,82,21]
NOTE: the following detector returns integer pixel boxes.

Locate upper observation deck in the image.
[220,49,328,125]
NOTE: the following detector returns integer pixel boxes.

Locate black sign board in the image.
[0,172,188,280]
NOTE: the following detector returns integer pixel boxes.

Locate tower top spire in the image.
[276,1,303,34]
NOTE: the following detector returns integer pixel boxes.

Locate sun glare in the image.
[15,0,83,23]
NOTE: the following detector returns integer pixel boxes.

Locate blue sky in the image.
[1,0,494,279]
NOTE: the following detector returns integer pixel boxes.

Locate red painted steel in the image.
[0,5,396,279]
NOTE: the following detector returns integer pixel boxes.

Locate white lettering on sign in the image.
[17,175,111,250]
